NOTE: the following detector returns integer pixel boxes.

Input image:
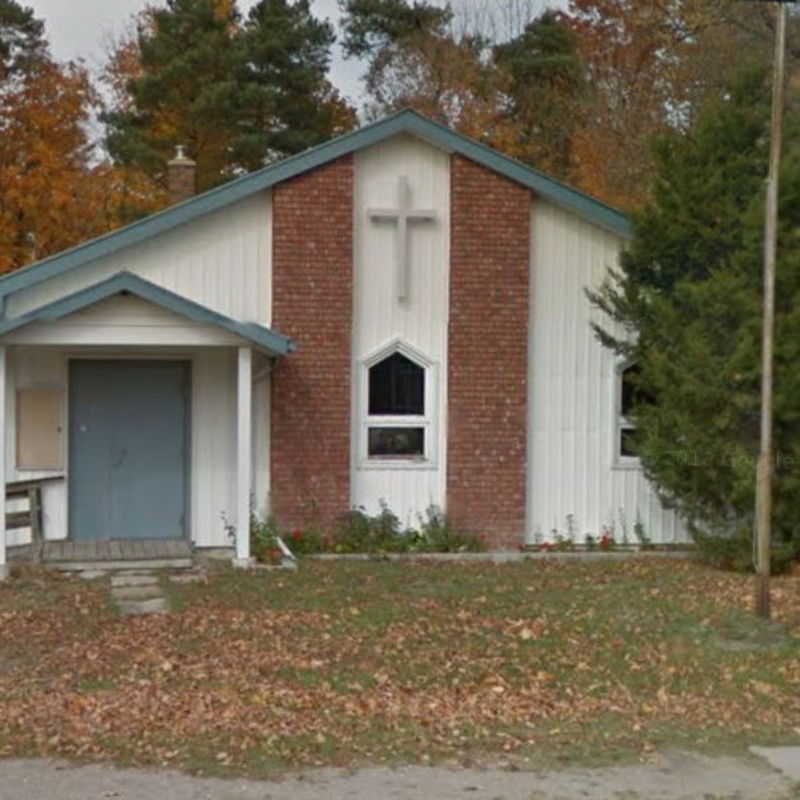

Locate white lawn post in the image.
[0,346,7,580]
[234,346,252,567]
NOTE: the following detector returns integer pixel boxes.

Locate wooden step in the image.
[53,558,193,572]
[42,539,193,572]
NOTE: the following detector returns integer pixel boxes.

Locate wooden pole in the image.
[755,2,787,620]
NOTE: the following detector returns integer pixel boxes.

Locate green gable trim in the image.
[0,110,631,300]
[0,271,295,356]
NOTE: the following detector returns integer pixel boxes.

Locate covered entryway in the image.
[69,360,190,541]
[0,272,295,575]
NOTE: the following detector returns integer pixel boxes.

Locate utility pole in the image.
[755,1,788,620]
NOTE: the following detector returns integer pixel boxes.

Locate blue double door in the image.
[69,360,190,541]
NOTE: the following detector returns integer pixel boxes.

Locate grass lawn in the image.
[1,558,800,776]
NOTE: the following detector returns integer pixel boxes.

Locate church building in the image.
[0,110,687,572]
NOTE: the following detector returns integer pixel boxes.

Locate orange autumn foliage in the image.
[0,59,164,273]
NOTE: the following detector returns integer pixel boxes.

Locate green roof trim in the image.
[0,271,295,356]
[0,110,631,300]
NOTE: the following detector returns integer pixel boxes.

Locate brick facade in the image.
[270,156,354,531]
[447,155,531,549]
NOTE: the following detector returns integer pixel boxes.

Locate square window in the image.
[368,427,425,458]
[620,426,639,458]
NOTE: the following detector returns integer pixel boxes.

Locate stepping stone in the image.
[169,573,206,584]
[112,585,164,602]
[111,574,159,588]
[78,570,108,581]
[117,597,169,616]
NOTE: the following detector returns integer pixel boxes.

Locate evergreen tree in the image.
[589,69,800,570]
[0,0,47,80]
[494,10,584,179]
[339,0,453,102]
[340,0,452,59]
[103,0,353,193]
[103,0,239,192]
[231,0,355,171]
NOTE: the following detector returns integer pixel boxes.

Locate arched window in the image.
[360,344,435,463]
[369,352,424,416]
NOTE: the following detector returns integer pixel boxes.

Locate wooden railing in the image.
[7,480,44,563]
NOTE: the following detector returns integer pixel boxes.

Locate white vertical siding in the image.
[351,134,450,525]
[191,350,237,547]
[527,202,687,545]
[8,192,273,326]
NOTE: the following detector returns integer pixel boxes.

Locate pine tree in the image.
[494,11,584,180]
[0,0,47,80]
[589,69,800,570]
[339,0,453,103]
[231,0,355,171]
[103,0,353,194]
[103,0,240,192]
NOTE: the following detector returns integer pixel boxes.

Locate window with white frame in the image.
[617,362,645,463]
[361,344,435,464]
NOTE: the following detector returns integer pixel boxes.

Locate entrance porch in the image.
[0,273,294,578]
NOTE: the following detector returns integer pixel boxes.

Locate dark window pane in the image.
[368,427,425,457]
[620,426,639,458]
[369,353,424,416]
[621,364,654,417]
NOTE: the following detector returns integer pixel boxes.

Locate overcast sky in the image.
[24,0,366,103]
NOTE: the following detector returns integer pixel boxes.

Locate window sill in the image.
[357,457,438,472]
[612,458,642,472]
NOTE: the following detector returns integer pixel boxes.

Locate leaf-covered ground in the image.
[1,559,800,776]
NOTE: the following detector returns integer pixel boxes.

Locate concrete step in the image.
[117,597,169,616]
[111,574,159,588]
[112,585,164,602]
[53,558,193,572]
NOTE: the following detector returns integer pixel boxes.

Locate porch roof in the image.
[0,271,295,356]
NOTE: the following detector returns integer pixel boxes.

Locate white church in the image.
[0,110,687,573]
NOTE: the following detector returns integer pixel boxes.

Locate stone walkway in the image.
[109,572,169,615]
[80,567,206,615]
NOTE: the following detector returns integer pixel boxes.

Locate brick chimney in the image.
[167,145,196,204]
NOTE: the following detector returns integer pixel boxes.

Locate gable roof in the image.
[0,110,632,301]
[0,271,295,356]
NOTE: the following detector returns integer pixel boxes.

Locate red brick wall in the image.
[270,156,353,531]
[447,155,531,549]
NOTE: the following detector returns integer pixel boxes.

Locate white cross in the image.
[369,176,437,303]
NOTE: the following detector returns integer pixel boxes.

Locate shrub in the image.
[248,503,489,557]
[250,514,282,564]
[692,524,799,575]
[284,527,323,555]
[331,502,409,554]
[412,507,488,553]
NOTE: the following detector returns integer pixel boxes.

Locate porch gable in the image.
[0,272,294,356]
